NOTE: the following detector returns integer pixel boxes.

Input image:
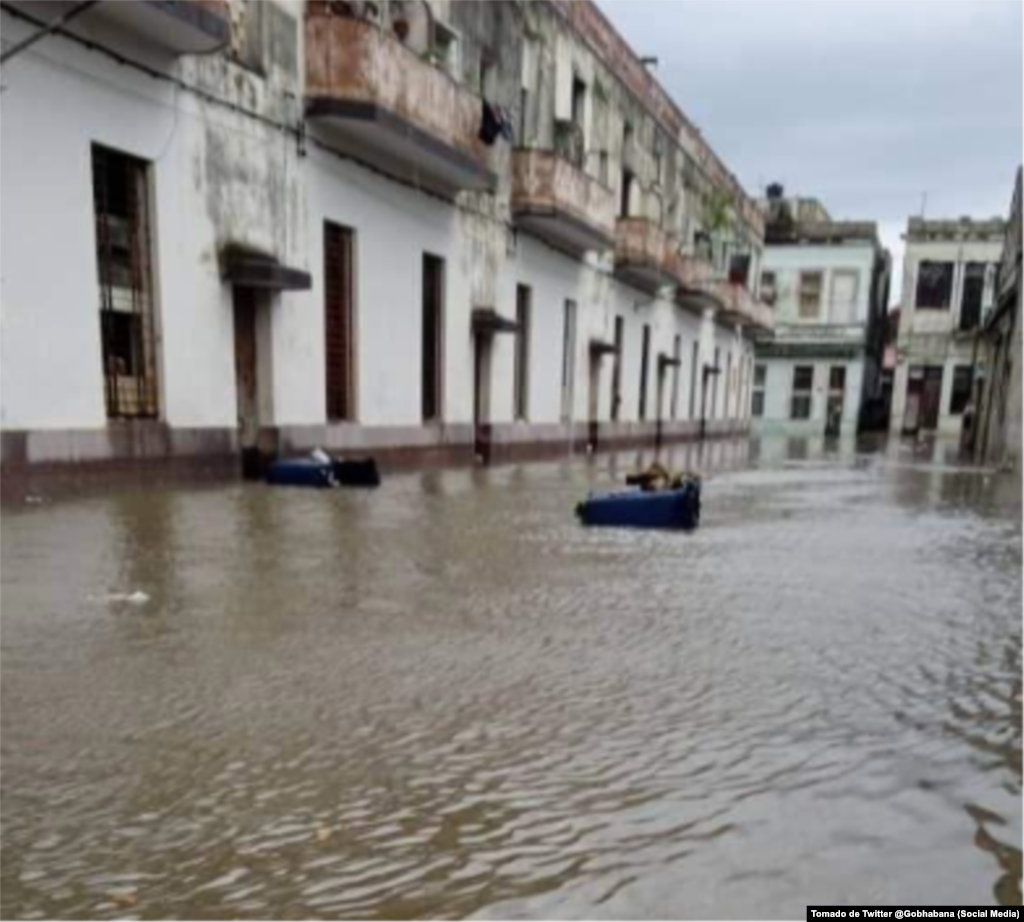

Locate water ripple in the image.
[2,437,1020,918]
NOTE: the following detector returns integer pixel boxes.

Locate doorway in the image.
[233,287,263,478]
[587,350,601,452]
[473,334,492,461]
[422,254,445,422]
[610,315,624,421]
[825,365,846,437]
[560,300,577,424]
[903,365,943,434]
[655,356,667,449]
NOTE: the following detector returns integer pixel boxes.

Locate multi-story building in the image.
[890,215,1005,437]
[976,168,1022,470]
[0,0,773,494]
[750,187,890,437]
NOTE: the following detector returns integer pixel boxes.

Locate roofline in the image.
[547,0,763,236]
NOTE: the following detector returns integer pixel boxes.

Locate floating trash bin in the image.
[266,453,381,489]
[266,457,336,488]
[576,480,701,530]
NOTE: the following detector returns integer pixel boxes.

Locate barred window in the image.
[791,365,813,419]
[92,145,158,419]
[915,261,954,310]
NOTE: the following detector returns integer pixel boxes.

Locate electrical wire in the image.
[0,2,704,296]
[0,0,100,65]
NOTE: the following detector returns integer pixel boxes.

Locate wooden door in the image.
[920,366,943,430]
[233,288,259,451]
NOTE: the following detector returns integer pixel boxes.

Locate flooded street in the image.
[2,436,1020,919]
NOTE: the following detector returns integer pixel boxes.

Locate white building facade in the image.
[0,0,773,494]
[976,169,1022,472]
[890,217,1005,438]
[751,194,890,437]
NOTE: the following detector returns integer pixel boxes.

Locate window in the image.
[519,39,536,144]
[798,271,823,319]
[324,222,356,421]
[960,262,986,331]
[760,270,777,303]
[950,365,973,414]
[518,87,529,146]
[915,261,954,310]
[752,363,766,417]
[571,75,587,135]
[229,0,266,75]
[729,254,751,287]
[791,365,813,419]
[561,300,577,423]
[92,144,158,419]
[620,122,634,218]
[639,324,651,420]
[829,270,859,324]
[825,366,846,435]
[478,54,495,98]
[422,255,445,421]
[620,170,634,219]
[514,285,531,420]
[431,19,460,78]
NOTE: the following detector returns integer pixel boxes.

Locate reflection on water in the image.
[2,436,1020,919]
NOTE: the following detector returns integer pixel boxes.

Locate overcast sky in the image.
[598,0,1023,303]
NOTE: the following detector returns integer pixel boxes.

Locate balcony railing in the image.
[676,254,774,332]
[614,217,687,293]
[305,12,496,197]
[511,150,616,256]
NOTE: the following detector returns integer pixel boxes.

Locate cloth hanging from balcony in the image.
[479,100,514,146]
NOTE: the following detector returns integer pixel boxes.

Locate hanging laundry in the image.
[479,101,514,146]
[495,105,515,143]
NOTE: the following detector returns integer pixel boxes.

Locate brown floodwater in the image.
[2,436,1021,919]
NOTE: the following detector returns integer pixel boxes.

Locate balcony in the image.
[511,150,616,257]
[614,218,685,294]
[5,0,232,54]
[715,282,775,333]
[305,13,497,198]
[676,255,774,333]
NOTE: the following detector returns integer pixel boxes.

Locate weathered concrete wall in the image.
[763,244,877,326]
[999,291,1022,469]
[1,0,762,486]
[977,171,1022,471]
[511,150,617,241]
[756,357,865,437]
[518,0,764,272]
[752,239,882,435]
[890,224,1005,436]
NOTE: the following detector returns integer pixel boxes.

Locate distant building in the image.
[976,169,1022,470]
[750,187,891,437]
[890,215,1005,437]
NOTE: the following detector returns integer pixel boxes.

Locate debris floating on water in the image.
[89,590,151,606]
